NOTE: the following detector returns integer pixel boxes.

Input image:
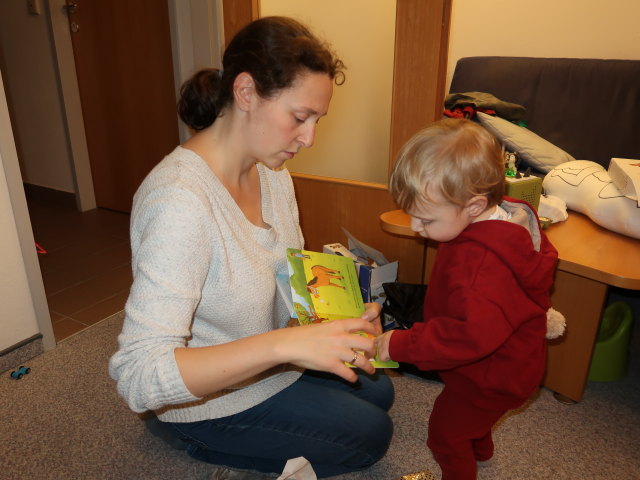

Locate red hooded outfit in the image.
[389,198,558,480]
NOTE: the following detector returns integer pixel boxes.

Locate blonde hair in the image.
[389,118,505,211]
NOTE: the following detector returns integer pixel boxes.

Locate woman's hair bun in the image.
[177,68,222,131]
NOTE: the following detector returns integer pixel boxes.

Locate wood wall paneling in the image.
[390,0,451,172]
[222,0,258,47]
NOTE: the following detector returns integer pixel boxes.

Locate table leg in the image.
[543,270,608,403]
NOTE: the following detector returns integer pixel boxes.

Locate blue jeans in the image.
[168,370,394,477]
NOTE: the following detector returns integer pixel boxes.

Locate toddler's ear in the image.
[465,195,488,218]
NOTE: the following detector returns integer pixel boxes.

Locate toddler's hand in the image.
[375,330,395,362]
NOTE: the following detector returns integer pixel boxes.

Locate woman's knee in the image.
[340,409,393,470]
[370,410,394,460]
[363,402,394,458]
[357,372,395,411]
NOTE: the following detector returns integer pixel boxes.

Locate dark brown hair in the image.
[177,16,345,131]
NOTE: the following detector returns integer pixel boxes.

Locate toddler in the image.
[377,118,560,480]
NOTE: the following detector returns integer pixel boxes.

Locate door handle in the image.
[63,2,78,15]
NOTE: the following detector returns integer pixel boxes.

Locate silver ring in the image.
[350,351,358,364]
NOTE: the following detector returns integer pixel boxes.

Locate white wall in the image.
[260,0,396,185]
[0,0,75,193]
[0,70,51,352]
[447,0,640,90]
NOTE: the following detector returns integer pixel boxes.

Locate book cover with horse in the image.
[286,248,362,323]
[285,248,398,368]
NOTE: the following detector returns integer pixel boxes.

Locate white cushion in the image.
[543,160,640,239]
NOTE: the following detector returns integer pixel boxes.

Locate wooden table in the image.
[380,209,640,403]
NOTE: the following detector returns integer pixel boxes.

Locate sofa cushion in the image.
[477,112,575,172]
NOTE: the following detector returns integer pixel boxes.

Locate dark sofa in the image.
[448,56,640,169]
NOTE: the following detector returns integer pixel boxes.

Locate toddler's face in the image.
[407,190,472,242]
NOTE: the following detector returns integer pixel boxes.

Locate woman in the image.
[109,16,393,477]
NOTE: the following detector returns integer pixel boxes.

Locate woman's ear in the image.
[233,72,256,112]
[465,195,489,218]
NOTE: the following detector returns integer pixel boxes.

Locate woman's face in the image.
[248,71,333,169]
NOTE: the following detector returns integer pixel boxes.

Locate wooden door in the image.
[65,0,179,212]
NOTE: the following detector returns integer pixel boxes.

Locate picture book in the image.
[285,248,398,368]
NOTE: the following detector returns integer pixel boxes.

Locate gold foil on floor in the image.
[396,472,436,480]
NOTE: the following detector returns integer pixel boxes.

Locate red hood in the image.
[453,197,558,309]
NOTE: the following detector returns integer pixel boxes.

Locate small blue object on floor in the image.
[10,366,30,380]
[588,302,635,382]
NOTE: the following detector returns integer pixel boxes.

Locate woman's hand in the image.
[276,317,378,382]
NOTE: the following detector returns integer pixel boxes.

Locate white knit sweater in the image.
[109,146,304,422]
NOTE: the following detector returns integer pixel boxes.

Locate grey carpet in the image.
[2,311,639,480]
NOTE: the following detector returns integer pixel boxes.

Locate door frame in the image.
[47,0,95,212]
[0,71,56,351]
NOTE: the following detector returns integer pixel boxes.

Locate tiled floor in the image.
[25,186,132,342]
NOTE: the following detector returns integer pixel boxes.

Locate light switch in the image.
[27,0,41,15]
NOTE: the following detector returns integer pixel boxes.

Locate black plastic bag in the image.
[381,282,427,330]
[381,282,442,382]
